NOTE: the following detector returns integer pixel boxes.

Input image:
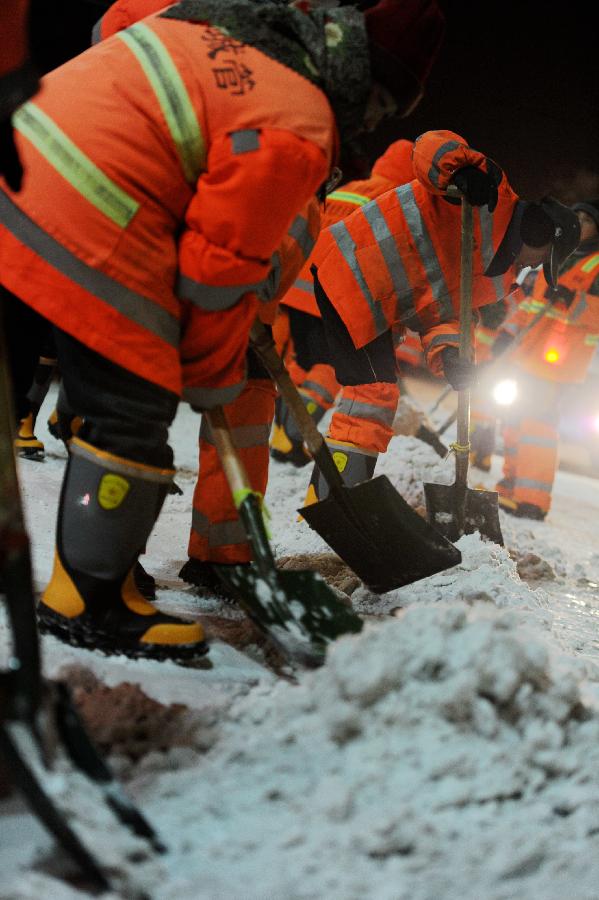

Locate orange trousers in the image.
[188,377,276,564]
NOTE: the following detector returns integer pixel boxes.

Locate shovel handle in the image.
[250,321,346,493]
[455,193,474,489]
[205,406,276,574]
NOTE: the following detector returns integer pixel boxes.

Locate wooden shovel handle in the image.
[205,406,250,499]
[250,321,346,492]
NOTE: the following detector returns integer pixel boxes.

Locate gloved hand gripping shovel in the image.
[0,321,163,894]
[250,322,462,594]
[205,406,362,667]
[423,193,504,544]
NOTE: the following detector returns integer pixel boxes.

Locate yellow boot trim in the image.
[498,495,518,511]
[122,568,157,616]
[304,483,319,508]
[71,416,84,437]
[70,437,175,483]
[270,422,293,455]
[42,550,85,618]
[15,413,44,450]
[141,621,205,646]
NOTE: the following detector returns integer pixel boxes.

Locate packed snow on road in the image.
[2,385,599,900]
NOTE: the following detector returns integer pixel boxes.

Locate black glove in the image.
[0,119,24,192]
[450,161,501,212]
[442,347,478,390]
[490,331,514,358]
[544,284,576,307]
[479,299,507,330]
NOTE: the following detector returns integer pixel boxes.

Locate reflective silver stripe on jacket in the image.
[292,278,314,295]
[91,16,104,45]
[568,292,587,322]
[0,190,180,348]
[519,435,558,448]
[329,219,388,335]
[288,214,316,261]
[426,140,462,189]
[397,184,454,321]
[177,275,265,310]
[182,381,245,408]
[231,129,260,154]
[191,509,247,547]
[361,198,419,330]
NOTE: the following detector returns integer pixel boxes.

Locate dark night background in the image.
[365,0,599,203]
[29,0,599,203]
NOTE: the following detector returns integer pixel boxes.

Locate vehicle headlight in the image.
[492,378,518,406]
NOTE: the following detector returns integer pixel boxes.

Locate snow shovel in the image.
[205,406,362,667]
[250,322,462,594]
[0,318,163,893]
[423,194,504,545]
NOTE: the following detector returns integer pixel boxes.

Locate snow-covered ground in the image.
[2,382,599,899]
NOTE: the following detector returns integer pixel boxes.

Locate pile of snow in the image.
[124,602,599,899]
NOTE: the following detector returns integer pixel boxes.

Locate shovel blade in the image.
[214,564,362,668]
[299,475,462,594]
[423,482,504,545]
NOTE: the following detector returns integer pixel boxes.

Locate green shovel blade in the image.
[214,564,362,668]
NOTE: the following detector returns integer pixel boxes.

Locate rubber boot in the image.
[37,438,207,661]
[304,439,377,506]
[15,411,45,460]
[14,354,58,460]
[178,558,246,602]
[270,395,315,467]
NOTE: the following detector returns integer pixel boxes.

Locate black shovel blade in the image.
[299,475,462,594]
[214,564,362,668]
[424,482,504,545]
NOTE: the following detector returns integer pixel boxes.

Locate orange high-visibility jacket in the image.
[0,14,334,406]
[498,250,599,383]
[282,139,415,317]
[314,130,519,375]
[96,0,321,331]
[0,0,38,119]
[92,0,170,44]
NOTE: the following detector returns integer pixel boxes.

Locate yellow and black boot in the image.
[270,395,314,467]
[37,438,207,661]
[14,354,58,460]
[15,411,45,460]
[304,439,377,506]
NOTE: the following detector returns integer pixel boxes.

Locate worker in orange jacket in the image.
[487,200,599,520]
[270,138,417,467]
[90,0,446,599]
[303,129,581,506]
[0,0,446,658]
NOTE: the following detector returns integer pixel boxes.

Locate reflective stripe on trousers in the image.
[188,378,276,563]
[327,381,400,454]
